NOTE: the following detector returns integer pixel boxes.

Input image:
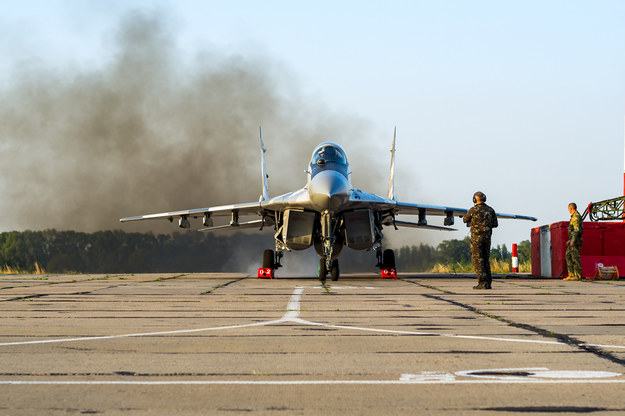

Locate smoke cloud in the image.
[0,11,384,233]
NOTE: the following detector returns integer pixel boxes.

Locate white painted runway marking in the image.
[0,287,305,347]
[2,286,625,353]
[0,320,285,347]
[281,286,304,320]
[400,371,456,382]
[2,287,625,386]
[312,286,376,290]
[453,367,622,380]
[2,379,625,385]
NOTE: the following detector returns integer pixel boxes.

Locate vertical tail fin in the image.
[259,127,270,202]
[387,127,397,201]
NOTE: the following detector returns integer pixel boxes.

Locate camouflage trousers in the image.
[470,235,491,284]
[566,243,582,278]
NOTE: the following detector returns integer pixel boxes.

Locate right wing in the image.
[119,202,264,222]
[119,201,268,230]
[119,188,309,231]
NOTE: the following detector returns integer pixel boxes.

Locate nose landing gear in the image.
[330,259,340,281]
[318,258,326,282]
[319,258,340,282]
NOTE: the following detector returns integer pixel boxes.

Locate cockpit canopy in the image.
[311,143,347,166]
[309,142,349,179]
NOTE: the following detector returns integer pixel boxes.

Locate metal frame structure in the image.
[582,196,625,222]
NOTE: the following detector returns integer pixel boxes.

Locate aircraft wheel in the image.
[263,249,275,268]
[318,258,327,282]
[331,259,340,281]
[383,249,396,268]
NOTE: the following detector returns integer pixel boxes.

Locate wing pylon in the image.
[386,219,457,231]
[199,219,269,232]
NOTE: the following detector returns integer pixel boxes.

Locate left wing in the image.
[346,190,536,231]
[378,129,536,229]
[395,201,537,221]
[390,201,467,231]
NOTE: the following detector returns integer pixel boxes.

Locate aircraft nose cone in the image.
[309,170,350,211]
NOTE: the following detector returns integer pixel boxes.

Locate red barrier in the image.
[531,222,625,278]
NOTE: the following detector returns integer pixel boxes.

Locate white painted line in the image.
[281,286,303,320]
[290,319,625,349]
[0,320,284,347]
[400,371,456,382]
[1,379,625,385]
[529,370,622,379]
[2,286,625,352]
[454,367,622,380]
[0,287,305,347]
[2,368,624,387]
[311,286,377,289]
[581,342,625,350]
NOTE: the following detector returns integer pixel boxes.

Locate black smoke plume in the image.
[0,11,383,234]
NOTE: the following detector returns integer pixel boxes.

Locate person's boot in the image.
[564,274,581,281]
[473,282,487,289]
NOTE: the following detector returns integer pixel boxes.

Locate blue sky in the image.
[1,1,624,248]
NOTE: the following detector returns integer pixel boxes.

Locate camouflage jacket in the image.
[462,203,498,237]
[568,210,583,245]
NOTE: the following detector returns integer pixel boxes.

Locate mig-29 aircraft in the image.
[120,130,536,281]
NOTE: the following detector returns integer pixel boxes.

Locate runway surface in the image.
[1,272,625,415]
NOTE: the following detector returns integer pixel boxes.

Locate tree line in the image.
[0,229,273,274]
[395,237,530,272]
[0,230,530,274]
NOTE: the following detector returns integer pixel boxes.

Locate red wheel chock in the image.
[381,267,397,279]
[257,268,275,279]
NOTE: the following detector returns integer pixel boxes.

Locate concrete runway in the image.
[1,272,625,415]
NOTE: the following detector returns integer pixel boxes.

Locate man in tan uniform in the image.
[564,202,583,280]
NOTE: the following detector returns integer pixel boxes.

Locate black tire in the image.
[262,249,274,268]
[331,259,340,281]
[383,249,396,268]
[318,258,327,282]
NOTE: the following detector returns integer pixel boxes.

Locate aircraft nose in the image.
[309,170,350,211]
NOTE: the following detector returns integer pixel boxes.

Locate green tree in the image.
[490,244,511,261]
[517,240,531,263]
[395,243,439,271]
[437,237,471,264]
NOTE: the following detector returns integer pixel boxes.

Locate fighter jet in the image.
[120,130,536,281]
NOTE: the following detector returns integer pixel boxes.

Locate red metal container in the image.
[531,222,625,278]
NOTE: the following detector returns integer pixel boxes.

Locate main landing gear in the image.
[379,248,397,279]
[258,249,280,279]
[259,249,395,280]
[318,258,339,282]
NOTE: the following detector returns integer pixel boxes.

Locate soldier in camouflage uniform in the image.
[564,202,584,280]
[463,191,498,289]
